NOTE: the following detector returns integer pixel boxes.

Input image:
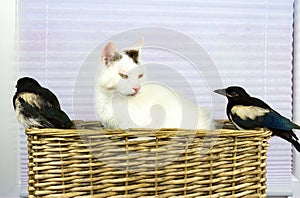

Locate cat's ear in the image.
[101,41,120,66]
[134,37,144,49]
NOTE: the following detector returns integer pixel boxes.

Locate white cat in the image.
[96,39,213,130]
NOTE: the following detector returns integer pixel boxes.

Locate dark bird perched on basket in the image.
[13,77,73,129]
[214,86,300,152]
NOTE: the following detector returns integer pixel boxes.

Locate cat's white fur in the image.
[96,39,212,129]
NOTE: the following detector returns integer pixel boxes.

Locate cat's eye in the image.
[119,73,128,79]
[138,74,143,78]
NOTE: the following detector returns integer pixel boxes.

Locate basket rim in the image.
[25,126,272,138]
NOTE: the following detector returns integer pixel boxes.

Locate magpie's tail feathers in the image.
[291,131,299,140]
[272,130,300,153]
[291,139,300,152]
[292,122,300,130]
[289,131,300,152]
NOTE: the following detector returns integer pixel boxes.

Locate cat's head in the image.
[99,38,145,97]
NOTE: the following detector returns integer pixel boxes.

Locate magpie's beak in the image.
[214,88,226,96]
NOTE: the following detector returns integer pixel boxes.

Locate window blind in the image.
[18,0,295,196]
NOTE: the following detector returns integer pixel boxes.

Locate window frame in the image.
[0,0,20,197]
[291,0,300,197]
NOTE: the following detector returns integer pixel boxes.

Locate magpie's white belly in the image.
[15,99,42,128]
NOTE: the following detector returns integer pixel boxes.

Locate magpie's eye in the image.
[119,73,128,79]
[138,74,143,78]
[231,91,238,97]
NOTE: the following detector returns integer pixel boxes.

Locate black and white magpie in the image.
[214,86,300,152]
[13,77,73,129]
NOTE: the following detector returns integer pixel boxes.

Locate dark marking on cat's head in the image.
[111,53,122,62]
[124,50,139,64]
[104,52,122,65]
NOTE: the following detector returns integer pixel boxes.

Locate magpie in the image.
[13,77,73,129]
[214,86,300,152]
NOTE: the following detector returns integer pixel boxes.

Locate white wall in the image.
[0,0,19,197]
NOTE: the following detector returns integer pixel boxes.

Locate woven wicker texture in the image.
[26,121,271,198]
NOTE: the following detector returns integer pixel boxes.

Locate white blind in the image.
[18,0,295,197]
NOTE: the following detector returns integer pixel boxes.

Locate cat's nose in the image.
[133,86,140,93]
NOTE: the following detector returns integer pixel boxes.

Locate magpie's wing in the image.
[263,111,300,131]
[229,105,270,129]
[230,104,300,131]
[248,97,300,129]
[39,87,61,109]
[18,93,73,129]
[39,105,73,129]
[18,96,55,128]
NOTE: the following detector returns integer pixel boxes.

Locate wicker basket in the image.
[26,121,271,198]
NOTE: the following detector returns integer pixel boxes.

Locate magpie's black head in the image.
[214,86,251,101]
[15,77,41,91]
